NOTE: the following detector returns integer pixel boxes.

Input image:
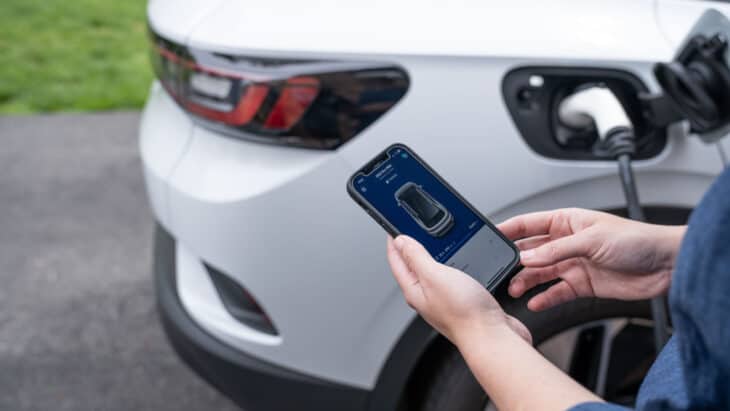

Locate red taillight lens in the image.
[263,76,319,130]
[186,84,269,126]
[149,31,409,149]
[153,43,274,127]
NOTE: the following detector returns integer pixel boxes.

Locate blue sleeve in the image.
[667,166,730,409]
[568,402,630,411]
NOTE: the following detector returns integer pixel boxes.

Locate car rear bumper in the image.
[153,224,369,411]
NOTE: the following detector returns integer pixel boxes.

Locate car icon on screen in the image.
[395,182,454,237]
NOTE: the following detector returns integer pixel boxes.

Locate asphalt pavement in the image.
[0,112,239,410]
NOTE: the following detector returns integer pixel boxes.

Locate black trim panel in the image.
[153,224,369,411]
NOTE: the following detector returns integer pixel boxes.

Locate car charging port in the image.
[502,66,668,161]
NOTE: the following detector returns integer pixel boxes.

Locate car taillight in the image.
[149,31,409,149]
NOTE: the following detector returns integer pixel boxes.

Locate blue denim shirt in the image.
[572,166,730,411]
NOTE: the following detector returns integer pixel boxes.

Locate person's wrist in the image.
[656,224,686,269]
[452,315,516,353]
[668,225,686,258]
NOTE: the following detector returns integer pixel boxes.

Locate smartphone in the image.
[347,143,521,292]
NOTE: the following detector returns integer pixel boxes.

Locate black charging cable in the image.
[604,128,671,352]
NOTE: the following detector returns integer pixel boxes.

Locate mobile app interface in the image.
[354,146,516,285]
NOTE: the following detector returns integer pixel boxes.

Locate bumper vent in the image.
[204,263,279,336]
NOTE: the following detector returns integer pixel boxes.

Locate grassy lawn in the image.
[0,0,152,114]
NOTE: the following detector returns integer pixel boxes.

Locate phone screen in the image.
[351,145,517,285]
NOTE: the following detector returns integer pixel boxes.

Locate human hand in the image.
[386,235,531,346]
[498,208,685,311]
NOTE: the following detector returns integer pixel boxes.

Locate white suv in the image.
[140,1,730,410]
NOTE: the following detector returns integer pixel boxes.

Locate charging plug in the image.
[559,86,633,141]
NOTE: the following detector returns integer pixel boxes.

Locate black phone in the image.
[347,143,521,292]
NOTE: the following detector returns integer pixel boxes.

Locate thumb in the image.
[519,233,592,267]
[393,235,439,278]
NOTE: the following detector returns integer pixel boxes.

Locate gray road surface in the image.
[0,112,239,410]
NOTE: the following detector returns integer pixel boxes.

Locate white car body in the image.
[141,1,730,409]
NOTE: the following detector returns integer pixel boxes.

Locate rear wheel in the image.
[410,298,657,411]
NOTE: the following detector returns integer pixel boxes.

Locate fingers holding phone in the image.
[386,235,531,346]
[498,208,685,309]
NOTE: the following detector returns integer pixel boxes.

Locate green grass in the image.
[0,0,152,114]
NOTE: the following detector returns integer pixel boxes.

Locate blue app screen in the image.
[354,145,516,285]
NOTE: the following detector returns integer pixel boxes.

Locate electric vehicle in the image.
[395,182,454,237]
[141,1,730,410]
